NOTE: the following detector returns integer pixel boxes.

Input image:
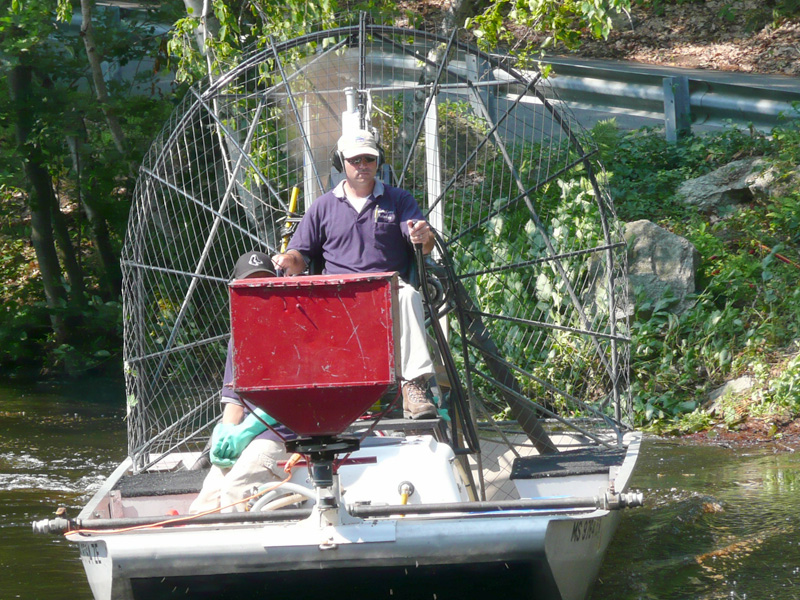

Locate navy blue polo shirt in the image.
[287,180,424,281]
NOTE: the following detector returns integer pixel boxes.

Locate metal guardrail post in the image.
[466,54,498,124]
[664,76,691,142]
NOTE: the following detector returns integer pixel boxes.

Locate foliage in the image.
[0,186,126,377]
[595,120,771,223]
[595,119,800,429]
[0,1,180,376]
[1,0,72,62]
[466,0,632,64]
[765,345,800,411]
[441,127,620,419]
[167,0,346,85]
[0,196,49,372]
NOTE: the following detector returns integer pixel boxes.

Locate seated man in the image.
[189,251,294,514]
[272,129,438,420]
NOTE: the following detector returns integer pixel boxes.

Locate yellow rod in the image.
[280,187,300,253]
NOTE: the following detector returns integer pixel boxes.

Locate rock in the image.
[708,376,755,402]
[704,375,756,414]
[624,220,700,314]
[746,162,780,200]
[676,157,775,214]
[768,166,800,199]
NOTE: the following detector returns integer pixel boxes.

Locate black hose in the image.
[414,242,480,452]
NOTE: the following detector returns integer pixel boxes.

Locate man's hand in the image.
[407,220,434,254]
[271,249,305,275]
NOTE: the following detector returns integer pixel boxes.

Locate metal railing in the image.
[363,50,799,138]
[540,57,800,136]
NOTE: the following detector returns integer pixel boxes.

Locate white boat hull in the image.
[65,432,642,600]
[80,512,618,600]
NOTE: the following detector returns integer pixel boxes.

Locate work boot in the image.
[402,378,438,420]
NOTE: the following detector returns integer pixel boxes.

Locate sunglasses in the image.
[345,155,377,165]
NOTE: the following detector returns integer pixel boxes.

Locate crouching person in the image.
[189,251,294,514]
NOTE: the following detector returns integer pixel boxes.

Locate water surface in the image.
[592,439,800,599]
[1,380,125,600]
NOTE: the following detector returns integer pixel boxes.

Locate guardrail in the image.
[364,51,799,139]
[540,57,800,138]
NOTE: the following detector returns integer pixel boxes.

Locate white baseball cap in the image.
[337,130,380,159]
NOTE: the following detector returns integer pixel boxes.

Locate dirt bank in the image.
[558,1,800,76]
[408,0,800,76]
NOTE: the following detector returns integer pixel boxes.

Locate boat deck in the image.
[112,435,625,501]
[113,418,449,500]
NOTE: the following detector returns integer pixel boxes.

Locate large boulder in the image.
[676,157,775,215]
[624,220,700,314]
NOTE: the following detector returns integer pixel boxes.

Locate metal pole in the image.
[664,75,691,142]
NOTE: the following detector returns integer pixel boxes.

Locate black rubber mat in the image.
[113,469,210,497]
[510,447,626,480]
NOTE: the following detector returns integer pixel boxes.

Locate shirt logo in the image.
[375,208,396,223]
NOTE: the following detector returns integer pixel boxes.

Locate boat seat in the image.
[347,417,448,440]
[113,469,209,498]
[510,447,626,480]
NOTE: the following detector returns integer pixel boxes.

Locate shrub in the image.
[596,120,800,429]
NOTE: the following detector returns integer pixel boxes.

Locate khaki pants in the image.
[189,438,290,513]
[397,280,435,382]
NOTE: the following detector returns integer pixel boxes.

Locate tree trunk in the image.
[182,0,221,58]
[84,181,123,297]
[10,65,70,344]
[67,134,122,297]
[79,0,126,154]
[50,190,86,306]
[442,0,489,34]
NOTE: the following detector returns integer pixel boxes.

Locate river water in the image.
[2,380,800,599]
[1,380,126,600]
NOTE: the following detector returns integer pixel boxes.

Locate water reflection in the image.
[592,439,800,600]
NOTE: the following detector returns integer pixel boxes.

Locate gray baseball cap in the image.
[233,251,275,279]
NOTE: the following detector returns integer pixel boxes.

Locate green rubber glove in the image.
[213,408,277,462]
[209,423,236,467]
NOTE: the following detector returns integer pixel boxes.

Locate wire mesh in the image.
[121,17,631,473]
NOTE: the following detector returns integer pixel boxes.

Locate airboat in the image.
[34,15,642,600]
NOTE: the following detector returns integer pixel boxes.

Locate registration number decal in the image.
[571,519,600,542]
[80,542,106,564]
